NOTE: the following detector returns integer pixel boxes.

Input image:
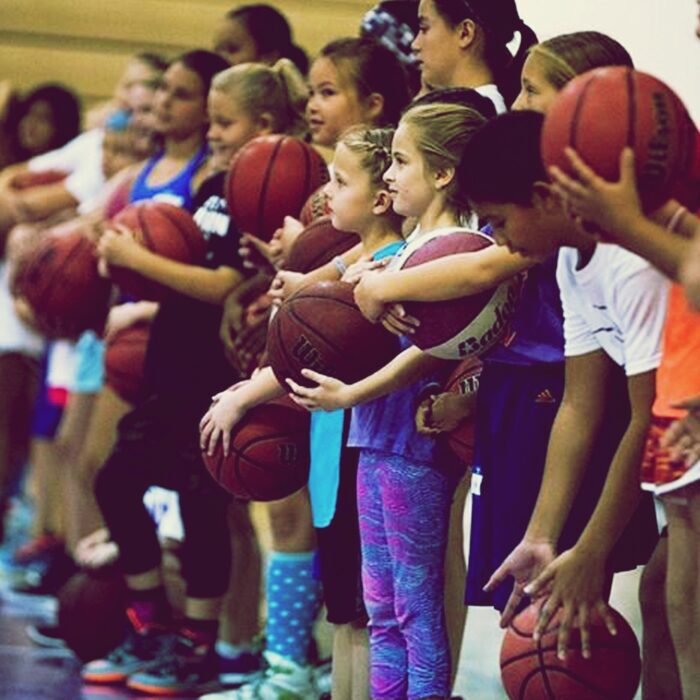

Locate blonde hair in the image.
[529,31,634,91]
[399,103,487,216]
[338,125,394,189]
[211,58,308,137]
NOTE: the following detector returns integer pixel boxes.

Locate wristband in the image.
[666,206,688,233]
[333,255,347,277]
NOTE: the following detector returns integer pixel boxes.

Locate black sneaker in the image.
[12,549,78,596]
[26,623,67,649]
[126,632,221,696]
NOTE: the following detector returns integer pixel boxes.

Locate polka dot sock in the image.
[265,550,322,665]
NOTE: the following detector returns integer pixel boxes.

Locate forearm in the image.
[526,401,602,544]
[302,242,363,285]
[369,246,531,303]
[15,184,78,221]
[346,345,445,406]
[236,367,285,409]
[575,413,649,561]
[127,250,244,305]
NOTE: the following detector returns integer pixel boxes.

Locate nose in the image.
[383,163,395,185]
[511,89,527,112]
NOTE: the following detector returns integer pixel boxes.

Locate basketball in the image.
[110,201,206,300]
[500,601,641,700]
[398,230,521,360]
[442,358,482,464]
[10,169,67,190]
[104,322,151,405]
[225,135,329,242]
[266,280,400,387]
[203,396,310,501]
[541,66,698,211]
[284,217,358,274]
[13,225,112,338]
[299,185,332,226]
[57,570,128,662]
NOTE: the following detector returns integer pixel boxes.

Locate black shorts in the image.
[315,442,366,625]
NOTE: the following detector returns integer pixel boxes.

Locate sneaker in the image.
[200,651,320,700]
[26,623,67,649]
[218,645,265,687]
[127,632,221,696]
[81,626,172,684]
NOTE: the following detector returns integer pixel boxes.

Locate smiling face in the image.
[152,62,208,139]
[383,122,436,219]
[511,52,561,113]
[207,88,269,171]
[324,142,379,233]
[412,0,464,89]
[213,17,261,66]
[306,57,371,148]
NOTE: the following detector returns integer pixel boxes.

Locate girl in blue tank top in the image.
[126,51,221,211]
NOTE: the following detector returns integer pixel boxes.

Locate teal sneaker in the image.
[199,651,320,700]
[126,632,221,696]
[81,625,172,684]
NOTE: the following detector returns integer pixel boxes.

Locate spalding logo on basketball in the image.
[397,229,521,360]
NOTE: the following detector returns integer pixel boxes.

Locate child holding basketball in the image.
[549,126,700,697]
[199,124,406,700]
[287,102,490,700]
[81,51,307,696]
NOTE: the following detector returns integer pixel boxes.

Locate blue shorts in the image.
[72,331,105,394]
[466,360,657,612]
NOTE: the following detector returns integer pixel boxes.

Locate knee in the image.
[266,498,313,549]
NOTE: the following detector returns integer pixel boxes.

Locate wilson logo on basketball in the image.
[291,335,330,374]
[644,92,673,181]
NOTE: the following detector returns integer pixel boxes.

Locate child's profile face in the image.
[325,143,376,233]
[472,199,562,259]
[153,62,208,139]
[383,122,435,219]
[306,58,370,147]
[207,89,266,172]
[412,0,465,90]
[511,53,560,114]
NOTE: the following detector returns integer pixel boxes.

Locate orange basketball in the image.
[14,225,112,338]
[442,358,482,464]
[110,201,206,300]
[225,135,329,242]
[203,396,310,501]
[284,217,358,274]
[542,67,698,211]
[104,322,151,405]
[266,281,399,387]
[501,601,641,700]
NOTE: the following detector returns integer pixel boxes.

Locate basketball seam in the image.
[570,73,597,151]
[258,138,284,239]
[536,638,556,700]
[287,304,345,356]
[626,68,636,149]
[159,206,199,260]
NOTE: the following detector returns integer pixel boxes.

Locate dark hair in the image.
[12,83,81,157]
[319,37,412,127]
[226,4,309,74]
[431,0,537,105]
[410,86,497,120]
[457,110,546,206]
[133,52,169,74]
[174,50,230,96]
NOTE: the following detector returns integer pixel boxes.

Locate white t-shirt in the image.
[474,83,507,114]
[29,129,105,208]
[0,262,44,357]
[556,243,669,376]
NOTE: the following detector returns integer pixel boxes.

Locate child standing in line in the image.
[287,102,488,700]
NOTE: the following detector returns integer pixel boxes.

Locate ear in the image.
[363,93,385,124]
[434,165,456,192]
[372,189,393,216]
[255,112,275,136]
[532,181,560,211]
[456,18,479,50]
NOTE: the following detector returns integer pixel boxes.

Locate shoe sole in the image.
[81,670,129,684]
[26,626,67,649]
[126,677,221,696]
[219,670,265,686]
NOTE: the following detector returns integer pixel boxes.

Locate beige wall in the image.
[0,0,373,109]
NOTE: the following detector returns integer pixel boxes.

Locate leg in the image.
[664,484,700,699]
[444,474,469,687]
[379,454,452,700]
[358,450,408,700]
[639,533,682,700]
[349,621,370,700]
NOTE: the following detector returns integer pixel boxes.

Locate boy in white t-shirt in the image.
[457,111,667,657]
